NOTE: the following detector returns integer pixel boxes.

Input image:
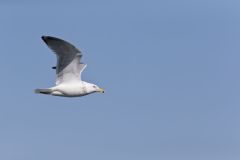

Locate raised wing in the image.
[41,36,86,84]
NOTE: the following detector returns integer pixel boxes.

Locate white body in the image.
[50,81,100,97]
[35,36,104,97]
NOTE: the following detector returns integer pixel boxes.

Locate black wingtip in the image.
[41,35,46,40]
[41,35,63,42]
[41,36,48,43]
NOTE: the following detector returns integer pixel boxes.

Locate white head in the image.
[85,82,104,94]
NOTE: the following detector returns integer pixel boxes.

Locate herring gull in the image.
[35,36,104,97]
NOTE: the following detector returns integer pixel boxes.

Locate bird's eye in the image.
[93,86,97,88]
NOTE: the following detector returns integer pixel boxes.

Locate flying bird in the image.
[35,36,104,97]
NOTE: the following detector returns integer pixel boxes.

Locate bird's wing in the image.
[41,36,86,85]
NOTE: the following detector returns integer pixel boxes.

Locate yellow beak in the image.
[98,88,104,93]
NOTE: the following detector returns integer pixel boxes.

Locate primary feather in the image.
[41,36,86,85]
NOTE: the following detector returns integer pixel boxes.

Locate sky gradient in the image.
[0,0,240,160]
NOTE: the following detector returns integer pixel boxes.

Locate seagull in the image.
[35,36,104,97]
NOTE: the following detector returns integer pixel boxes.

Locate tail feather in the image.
[35,88,52,94]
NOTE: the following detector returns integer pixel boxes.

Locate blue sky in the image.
[0,0,240,160]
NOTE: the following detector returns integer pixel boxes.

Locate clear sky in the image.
[0,0,240,160]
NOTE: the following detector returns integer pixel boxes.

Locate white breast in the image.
[51,82,87,97]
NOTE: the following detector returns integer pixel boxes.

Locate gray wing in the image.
[41,36,86,84]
